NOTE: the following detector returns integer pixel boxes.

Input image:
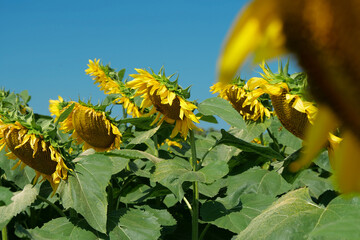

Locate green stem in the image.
[2,226,8,240]
[36,195,66,217]
[153,134,159,157]
[189,130,199,240]
[122,106,128,119]
[199,223,211,240]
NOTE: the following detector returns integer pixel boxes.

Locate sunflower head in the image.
[0,120,69,194]
[210,76,271,122]
[59,101,122,151]
[127,67,201,139]
[85,59,142,118]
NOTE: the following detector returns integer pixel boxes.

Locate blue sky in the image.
[0,0,301,130]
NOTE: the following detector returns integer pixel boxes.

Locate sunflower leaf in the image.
[107,208,161,240]
[25,217,99,240]
[129,125,160,145]
[218,130,284,160]
[0,184,39,230]
[198,97,246,130]
[0,186,13,206]
[58,154,114,233]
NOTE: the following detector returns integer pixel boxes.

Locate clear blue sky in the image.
[0,0,301,130]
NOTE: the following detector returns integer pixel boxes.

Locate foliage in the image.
[0,63,357,240]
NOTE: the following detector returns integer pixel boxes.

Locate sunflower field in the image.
[1,55,360,240]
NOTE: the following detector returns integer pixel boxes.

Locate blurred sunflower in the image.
[85,59,141,118]
[217,0,360,193]
[50,99,122,152]
[126,68,201,139]
[210,76,271,122]
[0,120,69,193]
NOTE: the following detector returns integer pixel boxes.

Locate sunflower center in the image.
[226,89,256,115]
[149,90,182,120]
[4,128,57,175]
[271,90,310,139]
[72,106,116,149]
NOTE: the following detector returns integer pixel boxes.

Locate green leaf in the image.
[292,169,333,198]
[137,205,177,227]
[108,149,163,164]
[0,184,39,229]
[309,195,360,239]
[198,160,229,184]
[198,97,246,130]
[218,130,284,160]
[129,126,160,145]
[198,179,227,198]
[222,168,291,209]
[108,208,161,240]
[55,103,75,126]
[201,194,275,233]
[119,184,152,204]
[0,187,13,206]
[26,217,98,240]
[151,157,204,200]
[195,113,218,123]
[235,188,323,240]
[0,149,36,188]
[313,150,332,173]
[58,153,114,233]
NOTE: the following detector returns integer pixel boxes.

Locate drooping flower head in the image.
[210,76,271,122]
[246,61,317,139]
[52,99,122,152]
[85,59,141,118]
[0,117,69,194]
[126,68,201,139]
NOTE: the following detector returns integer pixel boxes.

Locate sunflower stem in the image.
[36,195,66,217]
[122,106,128,119]
[199,223,211,240]
[2,226,8,240]
[189,130,199,240]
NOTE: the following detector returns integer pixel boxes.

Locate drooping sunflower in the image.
[245,61,318,140]
[216,0,360,193]
[210,76,271,122]
[0,120,69,193]
[126,68,201,139]
[55,101,122,152]
[85,59,142,118]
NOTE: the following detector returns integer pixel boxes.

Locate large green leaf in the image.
[201,193,276,233]
[0,186,13,206]
[222,168,291,209]
[235,188,360,240]
[151,158,228,200]
[292,169,333,198]
[108,149,163,164]
[198,97,246,130]
[58,153,114,233]
[25,217,98,240]
[309,195,360,239]
[217,130,284,160]
[0,149,36,188]
[108,208,161,240]
[129,126,160,145]
[0,184,39,229]
[198,179,227,198]
[235,188,322,239]
[151,157,204,200]
[137,205,177,227]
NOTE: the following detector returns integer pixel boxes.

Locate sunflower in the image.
[216,0,360,193]
[244,61,317,140]
[58,102,122,152]
[126,68,201,139]
[210,77,271,122]
[85,59,141,118]
[0,120,69,193]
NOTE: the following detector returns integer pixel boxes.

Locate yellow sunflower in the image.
[126,68,201,139]
[85,59,141,118]
[210,77,271,122]
[59,102,122,152]
[216,0,360,193]
[0,121,69,193]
